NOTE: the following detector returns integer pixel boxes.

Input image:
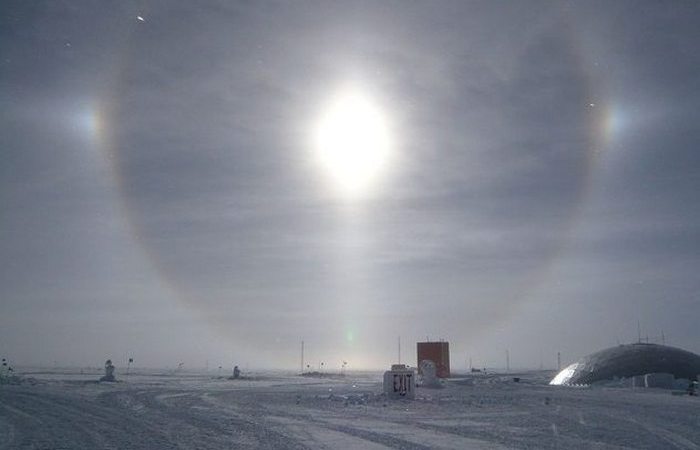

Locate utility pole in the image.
[557,352,561,371]
[637,320,642,343]
[398,336,401,364]
[505,349,510,372]
[301,340,304,375]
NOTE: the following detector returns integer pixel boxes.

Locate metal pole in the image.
[398,336,401,364]
[637,320,642,343]
[557,352,561,371]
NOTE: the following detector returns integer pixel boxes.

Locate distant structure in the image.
[550,343,700,386]
[0,358,19,385]
[100,359,116,382]
[419,360,441,387]
[417,341,450,378]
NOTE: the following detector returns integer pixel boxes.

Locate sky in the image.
[2,1,700,371]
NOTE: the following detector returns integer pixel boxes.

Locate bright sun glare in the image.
[314,88,392,198]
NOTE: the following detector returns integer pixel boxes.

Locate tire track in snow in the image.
[99,388,309,449]
[0,388,171,449]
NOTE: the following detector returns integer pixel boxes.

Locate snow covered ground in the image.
[1,368,699,449]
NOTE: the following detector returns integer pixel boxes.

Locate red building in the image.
[416,341,450,378]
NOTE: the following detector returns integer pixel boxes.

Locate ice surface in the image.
[1,368,699,449]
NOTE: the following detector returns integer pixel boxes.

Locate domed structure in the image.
[550,343,700,386]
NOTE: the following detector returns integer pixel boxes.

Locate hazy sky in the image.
[2,1,699,371]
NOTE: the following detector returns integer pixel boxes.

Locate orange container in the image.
[417,341,450,378]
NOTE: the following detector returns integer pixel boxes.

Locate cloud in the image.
[2,1,700,367]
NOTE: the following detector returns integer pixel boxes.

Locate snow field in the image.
[1,370,699,449]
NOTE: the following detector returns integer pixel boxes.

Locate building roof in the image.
[550,343,700,385]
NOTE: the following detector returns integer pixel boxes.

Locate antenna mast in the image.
[637,320,642,343]
[398,336,401,364]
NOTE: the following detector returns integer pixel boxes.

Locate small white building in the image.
[383,364,415,399]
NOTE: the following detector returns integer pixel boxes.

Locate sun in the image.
[313,88,392,198]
